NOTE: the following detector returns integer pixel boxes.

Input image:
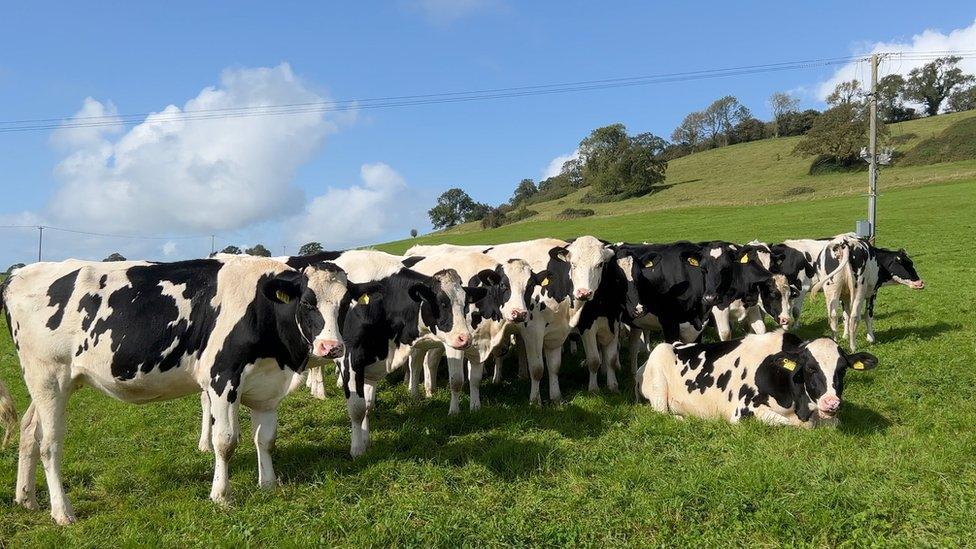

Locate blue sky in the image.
[1,1,974,266]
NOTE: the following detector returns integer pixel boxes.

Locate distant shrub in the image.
[807,155,866,175]
[580,191,632,204]
[783,186,815,197]
[899,117,976,166]
[480,208,507,229]
[505,207,538,223]
[557,208,595,220]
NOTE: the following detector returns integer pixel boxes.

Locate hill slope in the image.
[389,109,976,245]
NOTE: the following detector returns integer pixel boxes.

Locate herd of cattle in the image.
[0,232,923,524]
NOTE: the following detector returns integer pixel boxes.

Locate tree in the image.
[578,124,668,198]
[561,157,584,187]
[731,117,766,143]
[702,96,751,147]
[777,109,821,137]
[826,80,865,107]
[768,92,800,137]
[793,103,885,167]
[510,178,538,206]
[947,84,976,113]
[410,228,419,238]
[875,74,905,122]
[245,244,271,257]
[480,208,507,229]
[219,245,242,255]
[464,201,491,223]
[671,111,707,148]
[299,242,324,256]
[103,252,127,262]
[428,188,477,229]
[905,56,974,116]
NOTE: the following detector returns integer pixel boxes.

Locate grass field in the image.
[1,178,975,545]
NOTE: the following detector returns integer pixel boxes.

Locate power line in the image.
[3,50,973,134]
[0,224,210,240]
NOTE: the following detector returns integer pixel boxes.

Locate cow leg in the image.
[15,402,40,510]
[423,346,444,398]
[407,347,425,398]
[751,405,795,427]
[490,351,504,384]
[27,372,75,525]
[581,328,601,393]
[208,387,241,505]
[746,305,766,335]
[468,359,484,412]
[250,407,278,489]
[347,392,368,458]
[306,366,326,400]
[544,345,564,404]
[446,348,465,415]
[627,328,647,375]
[847,294,864,352]
[712,307,733,341]
[602,328,621,393]
[360,382,376,451]
[825,288,841,341]
[516,334,529,380]
[865,293,877,344]
[199,391,213,452]
[521,329,545,405]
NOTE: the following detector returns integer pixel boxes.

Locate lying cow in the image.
[636,331,878,427]
[813,234,924,350]
[406,252,544,412]
[1,257,350,524]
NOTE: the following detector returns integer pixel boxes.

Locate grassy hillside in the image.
[413,109,976,240]
[2,178,974,545]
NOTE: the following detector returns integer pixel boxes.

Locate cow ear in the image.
[476,269,502,286]
[682,251,701,268]
[533,269,552,286]
[601,246,614,261]
[847,352,878,371]
[264,271,304,304]
[347,281,382,306]
[408,283,437,304]
[641,253,659,269]
[463,286,488,304]
[549,246,570,262]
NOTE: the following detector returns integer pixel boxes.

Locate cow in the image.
[699,241,786,341]
[812,234,924,350]
[406,236,615,404]
[740,241,798,329]
[203,250,484,458]
[636,331,878,427]
[405,252,544,412]
[769,237,831,326]
[0,257,351,524]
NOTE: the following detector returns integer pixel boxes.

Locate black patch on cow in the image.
[77,292,102,332]
[284,251,344,270]
[45,269,80,330]
[716,370,732,391]
[401,256,424,269]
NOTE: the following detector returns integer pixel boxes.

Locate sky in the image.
[1,1,974,266]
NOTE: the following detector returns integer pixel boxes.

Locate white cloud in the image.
[816,19,976,102]
[162,241,178,257]
[542,149,579,180]
[48,63,342,235]
[289,163,431,249]
[408,0,502,25]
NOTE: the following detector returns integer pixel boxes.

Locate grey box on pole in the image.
[856,220,872,238]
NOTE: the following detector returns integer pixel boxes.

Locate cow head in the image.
[757,274,794,328]
[418,269,484,350]
[468,259,539,323]
[263,262,348,359]
[877,248,924,289]
[699,242,737,306]
[641,245,702,299]
[548,236,614,302]
[764,337,878,421]
[612,249,649,318]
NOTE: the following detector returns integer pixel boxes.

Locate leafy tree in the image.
[410,228,418,238]
[560,157,585,187]
[731,117,766,143]
[299,242,324,256]
[875,74,906,122]
[510,178,538,206]
[219,245,242,255]
[701,96,751,147]
[579,124,668,198]
[777,109,821,137]
[947,84,976,113]
[6,263,25,274]
[428,188,477,229]
[826,80,865,107]
[768,92,800,137]
[480,208,507,229]
[245,244,271,257]
[464,201,492,223]
[671,111,707,148]
[905,56,974,116]
[794,103,885,168]
[103,252,127,262]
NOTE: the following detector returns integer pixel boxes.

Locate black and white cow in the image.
[636,331,878,427]
[769,237,831,326]
[1,257,350,524]
[812,234,924,350]
[405,252,545,412]
[699,241,786,340]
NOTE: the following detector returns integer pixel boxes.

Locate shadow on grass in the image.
[837,402,891,436]
[875,322,958,343]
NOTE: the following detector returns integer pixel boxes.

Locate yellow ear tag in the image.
[358,294,370,305]
[275,290,292,304]
[740,255,749,264]
[541,277,550,287]
[687,258,699,267]
[645,260,654,268]
[781,358,797,372]
[852,361,865,370]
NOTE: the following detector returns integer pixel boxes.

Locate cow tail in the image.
[809,243,851,299]
[0,378,16,448]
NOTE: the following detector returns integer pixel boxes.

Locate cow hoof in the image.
[469,401,481,412]
[16,496,39,511]
[867,334,876,344]
[210,492,233,507]
[607,384,620,394]
[198,441,212,453]
[350,445,367,459]
[448,406,460,416]
[258,477,278,490]
[53,513,77,526]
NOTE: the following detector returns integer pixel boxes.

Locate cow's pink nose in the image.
[313,339,344,358]
[575,288,593,300]
[452,333,471,349]
[509,308,527,322]
[819,395,841,414]
[778,316,791,326]
[911,280,925,289]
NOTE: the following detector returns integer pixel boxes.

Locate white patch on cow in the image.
[616,255,635,282]
[709,247,723,259]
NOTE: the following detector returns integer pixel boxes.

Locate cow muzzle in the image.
[633,303,645,317]
[508,308,528,322]
[575,288,593,301]
[909,279,925,289]
[778,315,791,327]
[312,339,344,358]
[450,332,472,350]
[818,394,841,417]
[702,293,718,306]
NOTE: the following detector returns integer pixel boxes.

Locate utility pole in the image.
[210,235,215,256]
[37,225,44,262]
[867,53,879,245]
